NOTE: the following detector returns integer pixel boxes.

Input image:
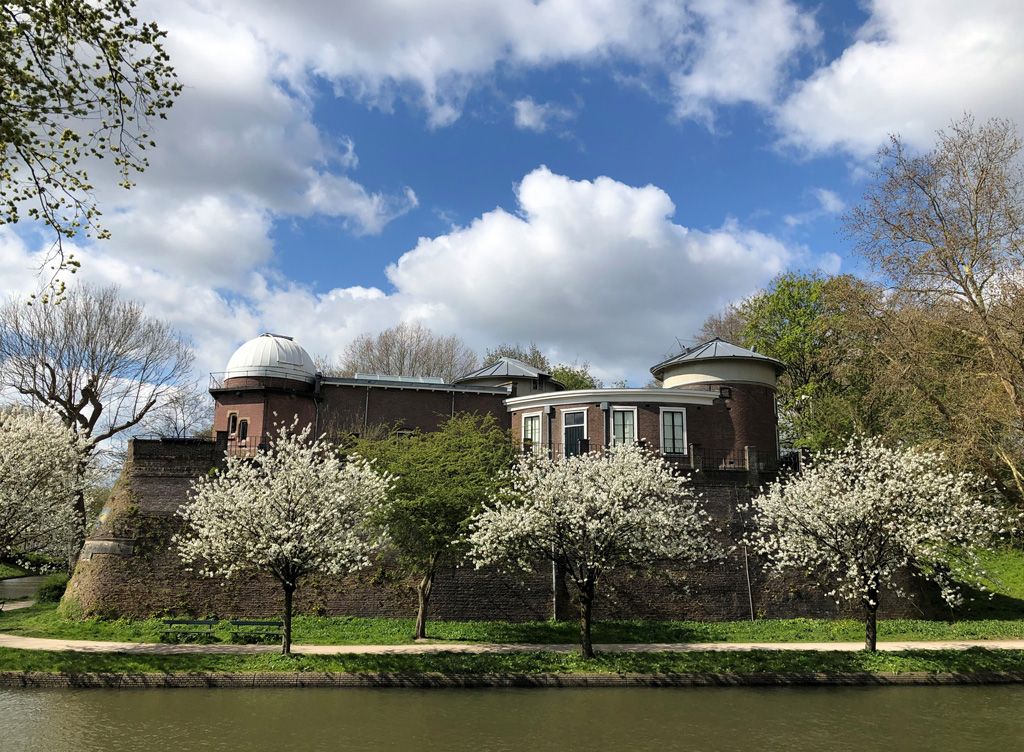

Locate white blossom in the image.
[746,436,1011,649]
[0,407,88,562]
[469,444,718,656]
[175,420,390,652]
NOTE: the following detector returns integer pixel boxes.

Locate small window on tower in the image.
[238,419,249,442]
[227,413,238,435]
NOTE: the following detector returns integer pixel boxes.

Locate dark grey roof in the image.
[455,357,551,382]
[650,338,785,378]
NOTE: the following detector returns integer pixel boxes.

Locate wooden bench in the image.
[229,619,284,643]
[160,618,218,642]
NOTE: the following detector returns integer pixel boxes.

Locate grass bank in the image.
[1,646,1023,676]
[6,603,1024,645]
[0,562,30,580]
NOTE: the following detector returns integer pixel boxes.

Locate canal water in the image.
[2,685,1022,751]
[0,575,46,602]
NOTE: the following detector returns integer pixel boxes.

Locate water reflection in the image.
[1,686,1021,752]
[0,576,45,601]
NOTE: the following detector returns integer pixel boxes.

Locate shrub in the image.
[36,573,70,603]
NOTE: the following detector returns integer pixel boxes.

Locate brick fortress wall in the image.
[65,438,941,621]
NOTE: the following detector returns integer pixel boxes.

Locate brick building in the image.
[210,332,782,470]
[68,333,941,620]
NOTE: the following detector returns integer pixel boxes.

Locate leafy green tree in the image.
[2,1,180,293]
[354,413,513,639]
[550,361,601,390]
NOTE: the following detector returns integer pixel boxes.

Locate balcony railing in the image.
[519,440,776,471]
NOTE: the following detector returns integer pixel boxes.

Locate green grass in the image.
[955,547,1024,619]
[7,603,1024,646]
[0,562,30,580]
[0,646,1022,676]
[3,546,1023,648]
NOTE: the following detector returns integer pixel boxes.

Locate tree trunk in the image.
[282,582,295,655]
[414,569,435,640]
[579,579,596,659]
[864,587,879,652]
[69,458,91,572]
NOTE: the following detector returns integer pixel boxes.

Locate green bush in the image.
[35,573,70,603]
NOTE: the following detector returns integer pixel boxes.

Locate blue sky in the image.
[3,0,1022,384]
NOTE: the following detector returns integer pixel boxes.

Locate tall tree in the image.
[694,303,748,345]
[747,437,1007,651]
[550,361,601,390]
[176,422,389,654]
[354,413,513,639]
[469,444,717,658]
[0,407,88,563]
[695,272,884,450]
[846,115,1024,504]
[0,283,193,556]
[2,1,180,291]
[328,322,478,383]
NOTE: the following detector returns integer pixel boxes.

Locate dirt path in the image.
[2,633,1024,655]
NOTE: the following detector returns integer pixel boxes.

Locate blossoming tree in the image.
[0,407,88,563]
[469,444,717,658]
[175,423,390,654]
[747,437,1009,651]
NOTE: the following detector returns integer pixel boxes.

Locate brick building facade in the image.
[67,333,941,621]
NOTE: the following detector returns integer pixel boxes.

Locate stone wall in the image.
[65,438,941,621]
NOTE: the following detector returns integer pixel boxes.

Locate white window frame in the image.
[561,408,588,456]
[227,412,238,435]
[659,407,687,455]
[521,411,543,453]
[610,406,638,447]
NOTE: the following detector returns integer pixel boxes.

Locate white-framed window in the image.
[562,409,587,457]
[521,412,542,453]
[611,406,637,446]
[660,408,687,455]
[227,412,238,435]
[237,419,249,442]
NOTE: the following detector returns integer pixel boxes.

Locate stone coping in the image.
[3,671,1024,689]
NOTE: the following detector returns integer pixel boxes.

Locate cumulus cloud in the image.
[672,0,819,122]
[195,0,816,127]
[4,167,828,382]
[250,167,824,382]
[513,98,576,133]
[57,0,421,290]
[776,0,1024,156]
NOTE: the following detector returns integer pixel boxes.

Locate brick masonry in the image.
[66,438,943,621]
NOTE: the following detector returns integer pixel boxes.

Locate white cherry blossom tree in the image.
[0,407,88,564]
[746,437,1010,651]
[469,444,718,658]
[175,422,390,654]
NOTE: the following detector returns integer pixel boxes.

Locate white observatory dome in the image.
[223,333,316,384]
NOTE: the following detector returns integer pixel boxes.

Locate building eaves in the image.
[649,338,785,378]
[321,376,509,396]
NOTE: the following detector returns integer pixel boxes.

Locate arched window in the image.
[238,419,249,442]
[227,413,238,435]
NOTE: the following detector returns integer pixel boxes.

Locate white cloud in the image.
[256,167,827,382]
[513,98,576,133]
[672,0,819,122]
[783,187,845,227]
[3,168,830,383]
[777,0,1024,156]
[53,0,421,291]
[197,0,816,127]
